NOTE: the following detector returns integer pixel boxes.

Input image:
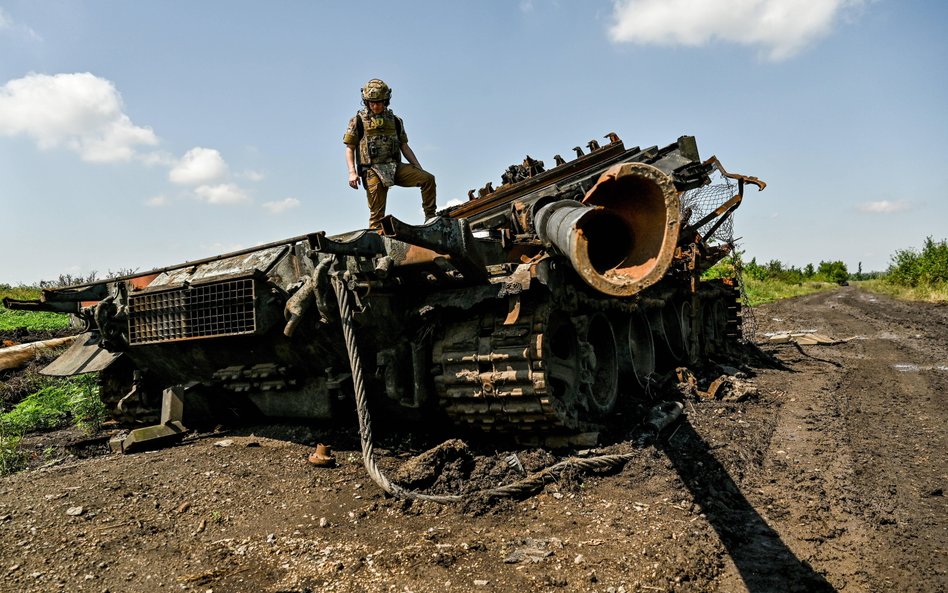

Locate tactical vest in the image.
[355,109,403,166]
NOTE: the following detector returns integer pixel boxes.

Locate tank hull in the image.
[5,133,763,441]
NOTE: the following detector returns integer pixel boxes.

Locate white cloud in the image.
[262,197,300,214]
[0,7,41,40]
[238,169,265,182]
[1,71,253,210]
[608,0,866,61]
[145,195,169,207]
[194,183,250,205]
[0,72,158,162]
[138,151,176,167]
[169,147,228,185]
[857,200,909,214]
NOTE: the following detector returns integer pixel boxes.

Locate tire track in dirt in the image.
[748,288,947,593]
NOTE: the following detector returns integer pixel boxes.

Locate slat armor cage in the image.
[128,278,257,345]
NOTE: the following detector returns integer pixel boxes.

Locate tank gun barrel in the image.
[2,285,110,314]
[533,161,681,297]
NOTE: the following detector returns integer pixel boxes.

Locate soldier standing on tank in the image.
[344,79,437,229]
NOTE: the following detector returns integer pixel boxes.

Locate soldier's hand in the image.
[348,171,360,189]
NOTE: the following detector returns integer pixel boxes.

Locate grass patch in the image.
[0,309,70,332]
[0,374,105,435]
[0,285,70,333]
[0,429,27,475]
[742,278,839,306]
[854,279,948,304]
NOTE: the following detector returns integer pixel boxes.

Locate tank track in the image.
[431,280,744,437]
[432,299,585,436]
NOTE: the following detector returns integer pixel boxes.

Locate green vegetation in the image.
[0,284,70,332]
[1,283,105,475]
[703,238,948,305]
[887,237,948,287]
[704,252,846,306]
[0,374,105,434]
[876,236,948,302]
[1,373,106,474]
[741,278,839,306]
[850,237,948,303]
[0,429,27,475]
[855,279,948,303]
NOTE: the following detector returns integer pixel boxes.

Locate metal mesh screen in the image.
[128,278,256,345]
[680,175,736,245]
[681,176,758,342]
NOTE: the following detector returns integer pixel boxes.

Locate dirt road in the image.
[1,287,945,593]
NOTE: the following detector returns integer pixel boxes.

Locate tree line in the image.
[706,236,947,290]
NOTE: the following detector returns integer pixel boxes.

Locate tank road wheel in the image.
[677,299,698,364]
[579,313,619,417]
[614,310,656,390]
[702,298,728,356]
[652,298,696,365]
[543,311,583,417]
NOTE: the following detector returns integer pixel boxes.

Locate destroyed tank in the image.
[4,133,764,447]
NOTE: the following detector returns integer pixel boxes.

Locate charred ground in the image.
[0,286,946,593]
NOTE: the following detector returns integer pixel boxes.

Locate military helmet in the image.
[361,78,392,103]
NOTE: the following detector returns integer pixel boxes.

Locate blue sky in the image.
[1,0,945,284]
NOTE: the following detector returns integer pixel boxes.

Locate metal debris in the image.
[766,331,846,345]
[308,443,336,467]
[505,453,526,475]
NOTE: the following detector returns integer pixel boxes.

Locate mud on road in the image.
[1,286,945,593]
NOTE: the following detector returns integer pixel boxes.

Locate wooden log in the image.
[0,336,80,372]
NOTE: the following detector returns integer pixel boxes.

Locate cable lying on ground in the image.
[331,271,685,504]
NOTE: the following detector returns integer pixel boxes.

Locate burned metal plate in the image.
[41,332,122,376]
[146,246,287,288]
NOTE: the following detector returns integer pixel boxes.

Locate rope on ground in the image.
[330,270,682,504]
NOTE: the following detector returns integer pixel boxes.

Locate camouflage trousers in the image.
[364,163,437,229]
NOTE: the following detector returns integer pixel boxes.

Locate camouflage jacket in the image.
[343,109,408,166]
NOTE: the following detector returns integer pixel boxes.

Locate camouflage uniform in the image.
[343,108,437,229]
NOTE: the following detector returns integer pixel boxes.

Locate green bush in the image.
[0,374,104,434]
[886,237,948,288]
[815,260,849,284]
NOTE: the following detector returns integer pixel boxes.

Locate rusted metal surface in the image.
[445,137,630,219]
[40,332,121,376]
[149,246,287,288]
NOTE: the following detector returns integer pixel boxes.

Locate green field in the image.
[0,285,70,332]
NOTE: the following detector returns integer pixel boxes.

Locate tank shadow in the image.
[659,419,837,593]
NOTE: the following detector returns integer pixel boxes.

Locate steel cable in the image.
[330,270,676,504]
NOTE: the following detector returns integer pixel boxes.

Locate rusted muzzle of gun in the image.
[534,162,681,297]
